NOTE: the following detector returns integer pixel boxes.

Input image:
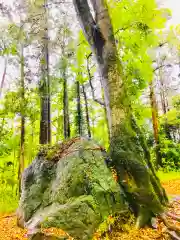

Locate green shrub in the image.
[160,139,180,171]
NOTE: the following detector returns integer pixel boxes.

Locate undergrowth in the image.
[0,160,179,216]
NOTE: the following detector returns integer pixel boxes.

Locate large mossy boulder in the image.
[17,138,124,240]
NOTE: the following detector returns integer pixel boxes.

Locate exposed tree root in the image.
[166,230,180,240]
[166,212,180,222]
[160,214,180,232]
[175,201,180,206]
[160,213,180,239]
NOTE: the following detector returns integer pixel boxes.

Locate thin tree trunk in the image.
[86,54,108,138]
[159,76,171,139]
[149,81,162,168]
[73,0,168,227]
[18,44,25,196]
[76,80,82,136]
[82,84,91,138]
[56,113,62,142]
[0,57,8,97]
[39,0,51,144]
[63,71,70,139]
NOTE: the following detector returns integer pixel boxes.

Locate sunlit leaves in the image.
[76,31,91,66]
[0,44,17,56]
[105,0,169,104]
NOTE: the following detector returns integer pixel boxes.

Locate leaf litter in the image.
[0,179,179,240]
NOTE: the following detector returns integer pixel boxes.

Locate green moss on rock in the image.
[17,138,124,240]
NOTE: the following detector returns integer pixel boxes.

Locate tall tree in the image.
[62,61,70,139]
[159,69,172,139]
[73,0,168,227]
[60,28,71,139]
[39,0,51,144]
[18,43,25,195]
[149,81,162,168]
[82,84,91,138]
[76,80,82,136]
[0,56,8,97]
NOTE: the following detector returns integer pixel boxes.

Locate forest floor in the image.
[0,177,180,240]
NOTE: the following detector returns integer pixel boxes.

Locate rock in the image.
[17,138,124,240]
[29,232,68,240]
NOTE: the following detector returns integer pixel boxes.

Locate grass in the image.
[0,201,18,215]
[0,187,18,215]
[157,171,180,182]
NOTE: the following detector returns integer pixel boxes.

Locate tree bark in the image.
[0,57,7,98]
[82,84,91,138]
[149,81,162,168]
[76,80,82,136]
[39,0,51,144]
[86,55,104,106]
[18,44,25,196]
[159,73,171,139]
[63,70,70,139]
[73,0,168,227]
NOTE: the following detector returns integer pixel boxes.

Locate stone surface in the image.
[17,138,124,240]
[29,232,68,240]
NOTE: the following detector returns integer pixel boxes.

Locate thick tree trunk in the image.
[149,82,162,168]
[73,0,168,227]
[82,84,91,138]
[18,45,25,196]
[76,81,82,136]
[63,71,70,139]
[39,0,51,144]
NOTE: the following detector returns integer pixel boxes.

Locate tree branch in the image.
[114,24,133,35]
[86,55,104,106]
[153,62,180,72]
[73,0,106,60]
[73,0,97,49]
[158,42,168,48]
[153,64,172,72]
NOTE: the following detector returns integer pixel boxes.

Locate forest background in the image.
[0,0,179,214]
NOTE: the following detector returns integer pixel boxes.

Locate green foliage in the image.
[157,95,180,171]
[0,154,19,214]
[107,0,169,103]
[0,0,178,215]
[160,138,180,171]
